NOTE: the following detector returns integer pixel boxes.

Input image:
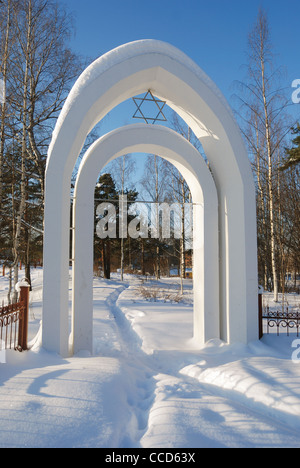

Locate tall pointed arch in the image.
[42,40,258,356]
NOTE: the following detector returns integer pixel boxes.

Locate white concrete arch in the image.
[42,40,258,356]
[72,124,219,354]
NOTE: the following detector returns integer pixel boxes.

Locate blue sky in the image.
[63,0,300,103]
[63,0,300,183]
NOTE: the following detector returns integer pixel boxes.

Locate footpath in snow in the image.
[0,269,300,448]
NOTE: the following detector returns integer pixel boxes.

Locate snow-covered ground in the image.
[0,268,300,448]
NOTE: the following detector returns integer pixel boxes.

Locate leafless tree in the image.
[109,154,136,280]
[0,0,82,297]
[234,9,294,300]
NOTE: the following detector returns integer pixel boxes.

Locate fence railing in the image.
[259,293,300,338]
[0,285,30,351]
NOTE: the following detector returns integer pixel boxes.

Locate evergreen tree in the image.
[281,124,300,170]
[94,174,118,279]
[94,173,139,279]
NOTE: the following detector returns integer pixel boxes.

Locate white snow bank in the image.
[1,349,136,448]
[141,369,300,449]
[1,269,300,448]
[180,340,300,432]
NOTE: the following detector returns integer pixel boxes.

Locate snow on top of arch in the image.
[53,40,234,140]
[78,39,218,93]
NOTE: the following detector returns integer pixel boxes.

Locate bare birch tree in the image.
[0,0,12,208]
[0,0,82,295]
[109,154,136,280]
[235,9,293,301]
[10,0,32,301]
[141,154,170,279]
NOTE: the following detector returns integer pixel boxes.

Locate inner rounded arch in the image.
[71,124,219,354]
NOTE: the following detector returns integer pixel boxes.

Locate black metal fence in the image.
[259,294,300,338]
[0,286,29,351]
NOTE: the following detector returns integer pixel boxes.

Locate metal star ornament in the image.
[132,90,167,124]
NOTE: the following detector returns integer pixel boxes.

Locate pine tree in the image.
[94,173,139,279]
[94,174,118,279]
[281,124,300,170]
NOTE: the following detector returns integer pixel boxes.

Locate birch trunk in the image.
[12,0,32,302]
[155,155,160,280]
[260,47,279,302]
[0,0,11,208]
[120,156,125,281]
[180,177,186,295]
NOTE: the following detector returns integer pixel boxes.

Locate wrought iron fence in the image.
[262,307,300,337]
[0,286,29,351]
[0,302,24,350]
[259,294,300,338]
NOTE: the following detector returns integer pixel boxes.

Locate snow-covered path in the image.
[0,270,300,448]
[116,285,300,448]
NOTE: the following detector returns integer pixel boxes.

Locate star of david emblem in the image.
[132,90,167,124]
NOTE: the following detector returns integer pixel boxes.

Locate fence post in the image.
[258,292,263,339]
[18,285,30,351]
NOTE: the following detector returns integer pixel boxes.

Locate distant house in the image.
[185,268,193,279]
[285,272,300,289]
